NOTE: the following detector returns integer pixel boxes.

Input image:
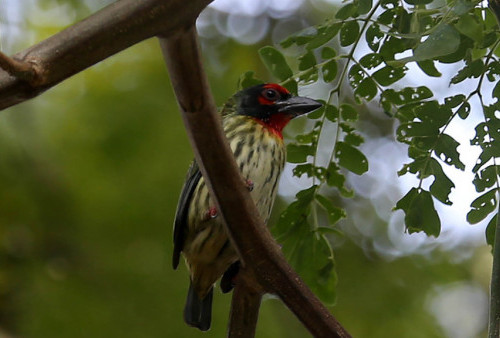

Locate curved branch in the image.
[228,267,264,338]
[0,0,211,110]
[159,27,351,338]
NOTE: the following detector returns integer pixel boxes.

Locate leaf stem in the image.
[489,201,500,338]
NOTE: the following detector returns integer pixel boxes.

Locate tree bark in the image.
[228,268,264,338]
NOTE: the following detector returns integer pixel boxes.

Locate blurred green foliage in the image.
[0,1,493,337]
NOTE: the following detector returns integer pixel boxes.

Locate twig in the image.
[159,26,351,338]
[0,51,35,81]
[0,0,212,110]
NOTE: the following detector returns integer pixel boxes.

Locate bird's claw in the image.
[245,179,254,192]
[205,206,218,220]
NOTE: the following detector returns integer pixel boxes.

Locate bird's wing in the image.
[173,160,202,269]
[220,96,236,116]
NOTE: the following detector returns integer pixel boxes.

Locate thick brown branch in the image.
[159,27,351,338]
[228,268,264,338]
[0,51,35,81]
[0,0,211,110]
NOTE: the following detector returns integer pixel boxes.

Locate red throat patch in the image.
[253,113,292,139]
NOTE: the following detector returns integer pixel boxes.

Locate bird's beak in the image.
[276,96,322,117]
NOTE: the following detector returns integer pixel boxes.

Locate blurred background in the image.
[0,0,493,337]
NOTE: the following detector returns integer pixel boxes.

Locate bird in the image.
[172,83,322,331]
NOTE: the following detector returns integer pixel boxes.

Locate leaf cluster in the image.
[242,0,500,303]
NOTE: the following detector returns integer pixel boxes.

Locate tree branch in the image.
[159,26,351,338]
[0,51,35,81]
[0,0,211,111]
[228,268,264,338]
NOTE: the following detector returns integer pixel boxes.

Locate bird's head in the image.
[233,83,322,138]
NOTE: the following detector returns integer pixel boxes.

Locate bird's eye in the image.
[262,88,280,101]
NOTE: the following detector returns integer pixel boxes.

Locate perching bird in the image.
[172,83,322,331]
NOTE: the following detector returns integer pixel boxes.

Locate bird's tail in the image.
[184,282,213,331]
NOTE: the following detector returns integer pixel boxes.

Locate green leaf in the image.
[299,51,316,71]
[348,64,365,89]
[321,47,336,59]
[467,189,498,224]
[378,8,396,25]
[366,24,384,52]
[325,104,339,122]
[273,185,318,238]
[274,185,339,306]
[373,66,406,86]
[297,184,319,202]
[398,156,429,177]
[380,36,412,61]
[283,80,298,96]
[455,14,483,42]
[413,24,460,61]
[493,81,500,101]
[395,188,441,236]
[238,71,264,90]
[259,46,293,81]
[473,165,500,192]
[486,214,498,248]
[292,163,314,178]
[417,60,442,77]
[287,144,314,163]
[457,102,471,119]
[335,142,368,175]
[322,60,338,82]
[299,68,319,83]
[434,134,466,170]
[280,27,317,48]
[326,162,354,197]
[381,87,433,109]
[358,0,372,14]
[359,53,383,69]
[355,78,378,101]
[397,121,438,141]
[336,3,358,19]
[306,23,342,50]
[340,21,360,47]
[472,144,500,173]
[449,60,485,84]
[428,158,455,205]
[316,194,346,225]
[444,94,465,109]
[344,132,364,146]
[340,104,359,121]
[317,226,343,236]
[452,0,475,15]
[285,230,337,305]
[415,101,451,128]
[308,101,326,119]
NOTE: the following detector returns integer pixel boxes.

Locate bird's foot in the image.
[245,179,254,191]
[205,206,218,220]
